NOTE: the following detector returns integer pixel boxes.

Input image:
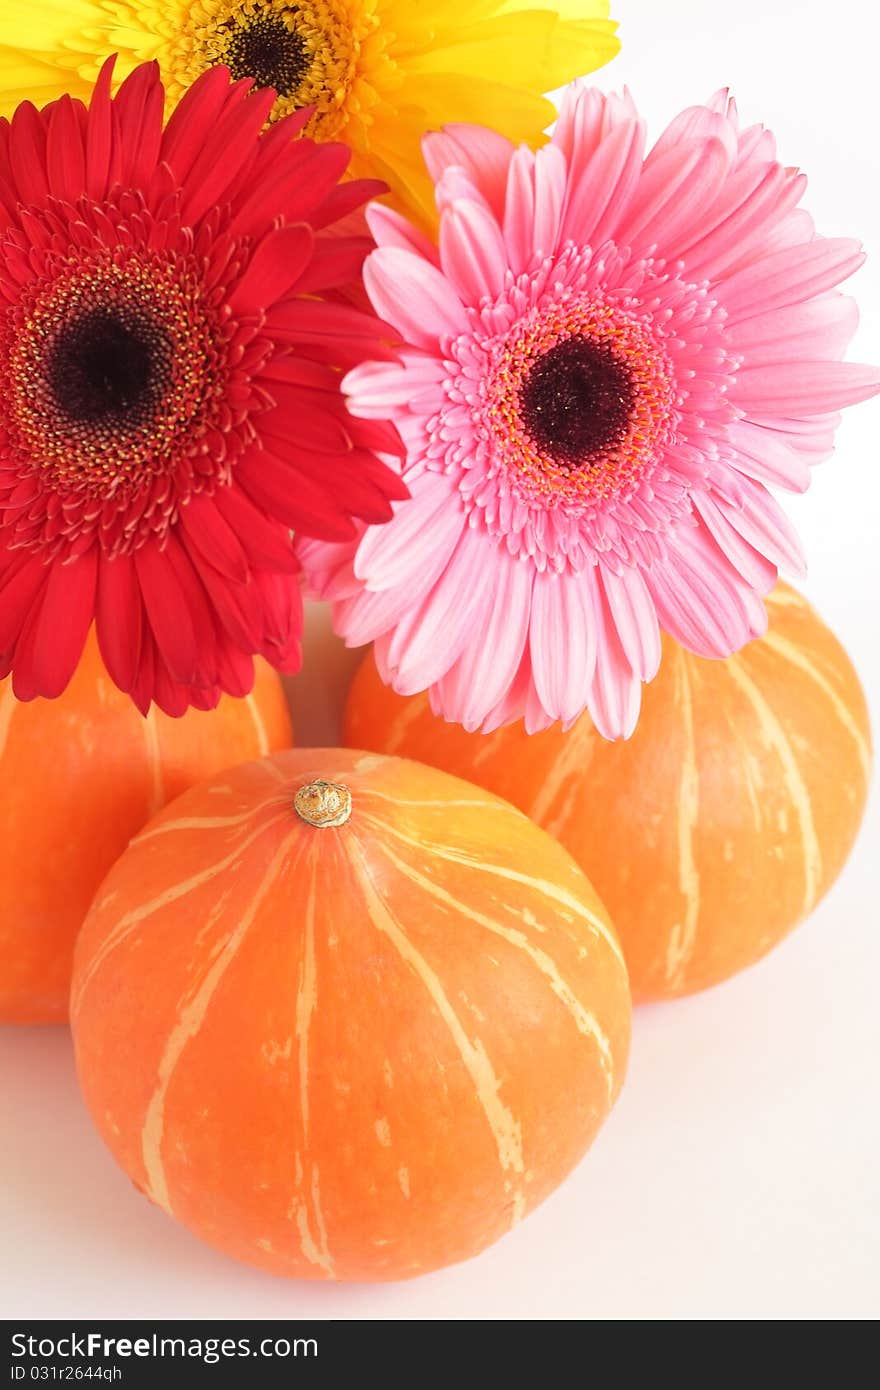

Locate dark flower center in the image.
[520,337,636,466]
[223,15,310,96]
[48,306,172,426]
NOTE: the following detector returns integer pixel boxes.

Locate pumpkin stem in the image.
[293,779,352,828]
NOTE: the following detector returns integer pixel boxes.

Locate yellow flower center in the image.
[163,0,388,140]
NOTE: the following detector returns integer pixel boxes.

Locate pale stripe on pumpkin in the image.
[361,814,625,968]
[358,788,525,816]
[245,693,271,755]
[347,834,527,1227]
[765,586,809,611]
[0,684,18,760]
[141,829,303,1215]
[71,811,290,1013]
[289,846,335,1277]
[142,708,165,815]
[375,695,431,755]
[375,837,616,1097]
[530,716,599,831]
[727,657,823,915]
[289,1165,334,1278]
[761,630,871,780]
[133,796,288,843]
[665,648,702,986]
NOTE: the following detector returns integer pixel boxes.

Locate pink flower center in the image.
[484,294,678,512]
[433,243,735,573]
[519,336,635,466]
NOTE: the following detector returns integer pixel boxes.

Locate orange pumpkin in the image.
[344,584,872,1000]
[0,633,292,1024]
[71,749,629,1281]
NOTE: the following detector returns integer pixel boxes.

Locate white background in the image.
[2,0,878,1322]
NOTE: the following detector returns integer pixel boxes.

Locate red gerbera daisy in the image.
[0,57,405,714]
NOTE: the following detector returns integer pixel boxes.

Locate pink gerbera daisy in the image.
[0,58,406,715]
[300,85,879,738]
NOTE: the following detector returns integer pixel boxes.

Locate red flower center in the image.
[48,304,172,427]
[0,194,260,562]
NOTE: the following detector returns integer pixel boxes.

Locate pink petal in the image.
[599,563,661,683]
[712,477,807,577]
[478,642,533,734]
[647,521,764,659]
[353,470,464,591]
[366,203,441,265]
[383,525,494,693]
[646,97,738,165]
[684,167,806,283]
[433,546,533,731]
[502,145,537,274]
[529,567,598,724]
[532,143,568,258]
[720,238,865,321]
[692,493,778,591]
[344,356,445,417]
[731,360,880,414]
[440,197,508,301]
[588,582,642,741]
[422,123,515,222]
[553,85,639,172]
[726,421,812,492]
[623,136,733,260]
[725,293,859,363]
[560,116,645,248]
[364,247,468,350]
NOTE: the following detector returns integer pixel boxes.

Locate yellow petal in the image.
[400,13,619,89]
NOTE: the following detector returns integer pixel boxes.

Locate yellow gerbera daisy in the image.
[0,0,618,221]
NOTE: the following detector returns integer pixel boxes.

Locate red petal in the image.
[134,540,199,684]
[47,96,85,202]
[85,55,115,199]
[268,299,393,343]
[0,554,47,652]
[178,84,276,226]
[259,391,352,453]
[161,67,233,183]
[113,61,164,188]
[214,486,299,572]
[229,224,315,315]
[310,178,387,230]
[129,633,156,715]
[95,552,143,693]
[179,495,250,582]
[9,102,49,206]
[216,643,256,698]
[293,236,372,294]
[25,549,97,698]
[346,416,406,458]
[237,453,357,541]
